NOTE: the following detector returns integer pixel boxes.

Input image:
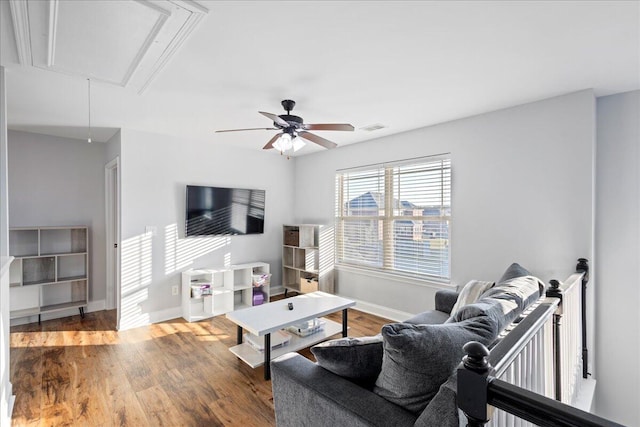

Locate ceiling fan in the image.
[215,100,354,154]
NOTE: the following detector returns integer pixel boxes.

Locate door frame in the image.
[105,157,120,329]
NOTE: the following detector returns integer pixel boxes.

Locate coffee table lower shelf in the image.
[229,317,343,368]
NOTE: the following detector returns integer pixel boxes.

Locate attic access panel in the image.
[13,0,206,92]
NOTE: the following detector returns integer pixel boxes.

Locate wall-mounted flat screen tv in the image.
[185,185,265,236]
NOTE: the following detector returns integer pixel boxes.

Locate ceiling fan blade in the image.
[297,131,338,149]
[215,127,277,133]
[303,123,355,131]
[263,133,282,150]
[259,111,289,127]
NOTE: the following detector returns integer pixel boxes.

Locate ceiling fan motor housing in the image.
[276,114,303,130]
[276,100,303,130]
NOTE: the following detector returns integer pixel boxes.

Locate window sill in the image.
[335,264,457,291]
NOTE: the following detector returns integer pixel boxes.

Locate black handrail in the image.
[490,379,619,427]
[458,342,623,427]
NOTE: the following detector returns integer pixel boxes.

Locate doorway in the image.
[105,157,120,329]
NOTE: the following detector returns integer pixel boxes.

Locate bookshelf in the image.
[9,226,89,322]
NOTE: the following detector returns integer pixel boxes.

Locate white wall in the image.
[7,131,108,320]
[595,90,639,426]
[294,91,595,319]
[105,129,121,164]
[117,129,294,329]
[0,66,14,426]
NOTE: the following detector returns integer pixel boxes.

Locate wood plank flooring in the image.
[10,301,390,426]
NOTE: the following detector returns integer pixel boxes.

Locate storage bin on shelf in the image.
[252,273,271,288]
[191,283,212,298]
[299,277,319,293]
[252,273,270,305]
[284,230,299,246]
[252,288,265,305]
[285,318,326,337]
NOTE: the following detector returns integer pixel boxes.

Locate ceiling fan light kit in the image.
[216,99,354,157]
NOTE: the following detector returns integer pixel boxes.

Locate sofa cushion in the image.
[415,372,460,427]
[372,313,499,415]
[404,310,450,325]
[434,289,460,314]
[310,335,384,388]
[450,280,494,316]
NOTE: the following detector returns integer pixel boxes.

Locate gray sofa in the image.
[271,264,544,427]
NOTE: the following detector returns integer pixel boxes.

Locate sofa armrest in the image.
[435,289,459,314]
[271,353,416,427]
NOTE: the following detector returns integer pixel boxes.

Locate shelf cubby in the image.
[9,226,89,322]
[22,257,55,286]
[9,229,39,257]
[41,280,87,308]
[57,253,87,281]
[40,228,87,255]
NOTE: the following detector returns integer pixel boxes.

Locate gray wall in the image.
[294,90,595,318]
[117,129,295,329]
[595,90,639,426]
[7,131,108,304]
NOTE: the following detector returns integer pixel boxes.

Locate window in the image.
[335,155,451,281]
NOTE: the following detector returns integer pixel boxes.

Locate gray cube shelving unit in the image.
[282,224,334,295]
[9,226,89,322]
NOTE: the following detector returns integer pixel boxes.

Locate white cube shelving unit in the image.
[181,262,270,322]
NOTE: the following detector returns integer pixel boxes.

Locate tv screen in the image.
[185,185,265,236]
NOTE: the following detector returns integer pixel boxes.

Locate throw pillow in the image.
[449,280,494,316]
[373,315,499,415]
[452,298,519,332]
[483,275,544,312]
[498,262,531,283]
[311,335,384,388]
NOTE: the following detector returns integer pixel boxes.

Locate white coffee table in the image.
[225,291,355,380]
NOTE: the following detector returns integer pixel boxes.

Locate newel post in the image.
[457,341,495,427]
[546,279,563,401]
[576,258,589,379]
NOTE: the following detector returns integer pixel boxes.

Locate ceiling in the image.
[1,1,639,156]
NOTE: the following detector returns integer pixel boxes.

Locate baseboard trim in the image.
[149,306,183,324]
[2,382,14,427]
[2,394,15,427]
[88,299,106,312]
[10,299,107,326]
[117,306,182,331]
[574,378,597,412]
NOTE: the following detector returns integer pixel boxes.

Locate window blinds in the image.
[335,155,451,281]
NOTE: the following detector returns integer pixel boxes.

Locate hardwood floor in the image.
[10,302,390,426]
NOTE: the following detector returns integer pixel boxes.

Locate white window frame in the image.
[335,154,451,282]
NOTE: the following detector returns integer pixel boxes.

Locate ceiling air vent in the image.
[360,123,386,132]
